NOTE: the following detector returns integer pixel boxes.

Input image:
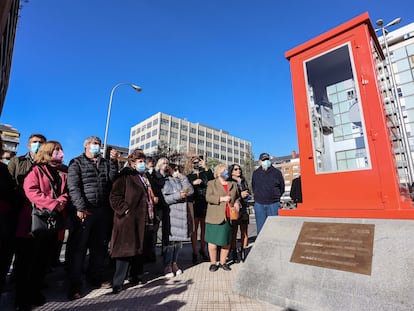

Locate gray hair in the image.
[155,157,169,172]
[83,136,101,147]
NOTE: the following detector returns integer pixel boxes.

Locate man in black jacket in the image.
[66,136,118,300]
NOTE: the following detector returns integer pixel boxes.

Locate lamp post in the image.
[103,82,142,159]
[376,17,414,186]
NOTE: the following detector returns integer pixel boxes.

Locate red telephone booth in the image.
[281,12,414,219]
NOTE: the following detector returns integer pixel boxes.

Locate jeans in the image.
[254,202,280,235]
[163,241,182,266]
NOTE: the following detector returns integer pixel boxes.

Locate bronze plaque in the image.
[290,222,375,275]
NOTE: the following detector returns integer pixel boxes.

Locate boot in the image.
[232,249,239,263]
[240,247,246,262]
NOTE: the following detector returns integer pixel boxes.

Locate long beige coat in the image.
[205,178,240,224]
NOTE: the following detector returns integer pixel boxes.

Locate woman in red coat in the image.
[109,151,150,294]
[22,141,68,309]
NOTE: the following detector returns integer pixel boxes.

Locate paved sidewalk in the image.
[0,215,284,311]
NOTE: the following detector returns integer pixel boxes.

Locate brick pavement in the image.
[0,215,284,311]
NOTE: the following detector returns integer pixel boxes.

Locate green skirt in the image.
[205,220,233,246]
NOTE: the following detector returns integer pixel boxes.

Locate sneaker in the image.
[172,263,183,276]
[220,263,232,271]
[164,265,174,278]
[209,264,219,272]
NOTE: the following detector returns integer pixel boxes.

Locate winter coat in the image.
[67,154,118,211]
[8,153,35,238]
[23,165,68,213]
[109,168,148,258]
[161,175,194,244]
[205,178,240,224]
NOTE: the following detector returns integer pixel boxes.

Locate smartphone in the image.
[199,155,204,160]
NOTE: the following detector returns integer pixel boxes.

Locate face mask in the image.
[221,170,229,180]
[1,159,9,165]
[173,171,179,178]
[147,167,154,174]
[89,144,100,156]
[136,162,146,173]
[30,142,41,154]
[193,163,199,169]
[52,150,64,162]
[261,160,271,168]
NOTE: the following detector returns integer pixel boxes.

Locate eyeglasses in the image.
[233,168,241,171]
[193,162,199,165]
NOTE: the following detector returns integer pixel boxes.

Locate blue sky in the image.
[1,0,414,164]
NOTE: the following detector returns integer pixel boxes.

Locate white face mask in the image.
[173,171,179,178]
[261,160,271,169]
[147,167,154,174]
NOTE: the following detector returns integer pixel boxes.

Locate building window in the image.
[214,135,219,141]
[206,141,212,147]
[137,128,141,134]
[152,129,158,136]
[228,156,233,162]
[221,146,226,151]
[199,139,204,145]
[213,143,219,150]
[207,151,212,157]
[146,121,152,128]
[141,135,145,141]
[221,137,226,143]
[171,121,179,129]
[151,140,157,147]
[153,118,159,125]
[146,132,151,139]
[132,130,136,136]
[190,137,196,143]
[228,139,232,145]
[198,130,204,136]
[221,155,226,160]
[180,135,187,141]
[240,143,244,148]
[136,137,140,143]
[234,141,239,147]
[190,127,197,134]
[161,118,169,125]
[214,153,219,159]
[145,142,150,149]
[206,132,212,138]
[181,125,188,131]
[228,147,232,153]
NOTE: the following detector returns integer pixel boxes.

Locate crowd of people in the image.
[0,133,286,310]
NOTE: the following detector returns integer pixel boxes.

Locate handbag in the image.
[229,205,240,221]
[30,165,63,237]
[31,206,63,237]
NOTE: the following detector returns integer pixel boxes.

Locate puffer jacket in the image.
[161,175,194,244]
[67,154,118,211]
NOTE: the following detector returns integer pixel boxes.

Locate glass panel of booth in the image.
[304,43,371,174]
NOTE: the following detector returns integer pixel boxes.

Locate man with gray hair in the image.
[66,136,119,300]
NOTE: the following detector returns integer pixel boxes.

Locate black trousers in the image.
[14,233,55,308]
[66,208,111,290]
[112,255,144,287]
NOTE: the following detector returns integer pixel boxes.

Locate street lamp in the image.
[376,17,414,186]
[103,82,142,159]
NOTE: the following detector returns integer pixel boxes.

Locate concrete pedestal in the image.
[233,216,414,311]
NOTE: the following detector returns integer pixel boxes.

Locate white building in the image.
[378,22,414,184]
[129,112,252,165]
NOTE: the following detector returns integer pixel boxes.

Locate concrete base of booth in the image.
[233,216,414,311]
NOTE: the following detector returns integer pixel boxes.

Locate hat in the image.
[259,152,270,161]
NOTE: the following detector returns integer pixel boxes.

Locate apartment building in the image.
[129,112,252,166]
[0,123,20,155]
[273,150,300,193]
[377,22,414,184]
[0,0,19,115]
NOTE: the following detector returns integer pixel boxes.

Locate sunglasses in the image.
[233,168,241,171]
